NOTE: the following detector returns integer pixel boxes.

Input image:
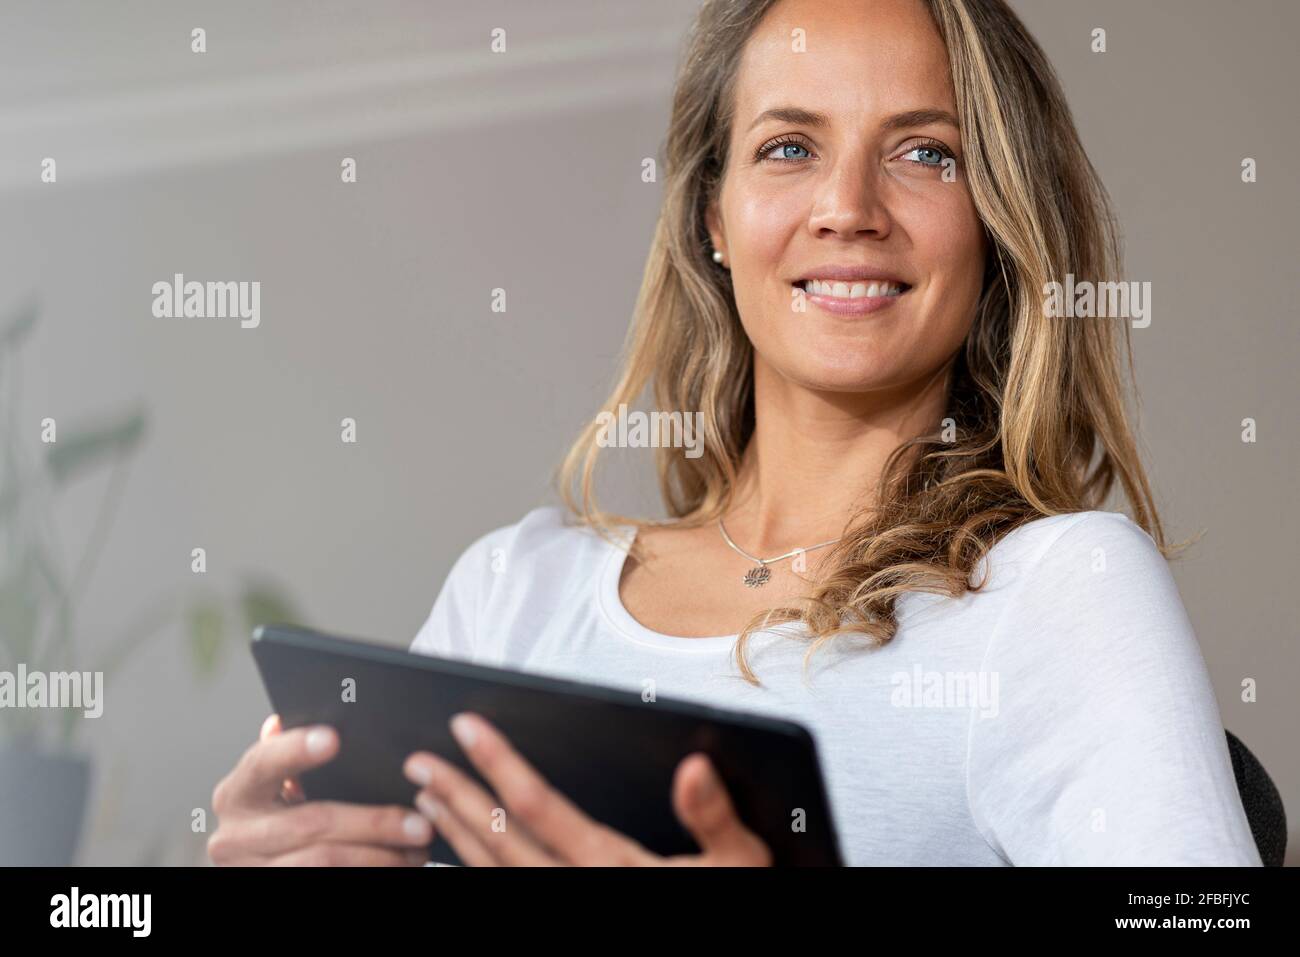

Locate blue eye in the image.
[756,136,813,163]
[772,143,810,160]
[901,143,953,168]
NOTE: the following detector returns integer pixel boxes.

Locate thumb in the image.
[259,713,304,804]
[671,754,772,865]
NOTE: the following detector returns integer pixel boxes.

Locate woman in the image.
[208,0,1261,866]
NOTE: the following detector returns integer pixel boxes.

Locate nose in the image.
[806,159,892,240]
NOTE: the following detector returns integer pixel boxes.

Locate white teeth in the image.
[803,278,904,298]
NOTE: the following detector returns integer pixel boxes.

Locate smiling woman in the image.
[562,0,1144,662]
[208,0,1263,868]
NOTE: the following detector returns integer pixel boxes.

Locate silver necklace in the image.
[717,517,842,588]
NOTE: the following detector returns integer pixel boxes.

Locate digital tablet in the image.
[251,623,843,866]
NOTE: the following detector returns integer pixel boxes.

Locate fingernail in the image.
[404,755,434,786]
[415,792,441,822]
[449,713,478,750]
[305,727,333,755]
[403,812,432,842]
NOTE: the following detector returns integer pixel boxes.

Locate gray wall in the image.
[0,0,1294,865]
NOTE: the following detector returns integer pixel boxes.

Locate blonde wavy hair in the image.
[557,0,1174,683]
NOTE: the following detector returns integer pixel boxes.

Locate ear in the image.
[704,200,725,259]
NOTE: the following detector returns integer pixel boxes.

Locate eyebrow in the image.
[745,106,960,135]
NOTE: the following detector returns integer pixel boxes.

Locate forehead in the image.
[732,0,956,124]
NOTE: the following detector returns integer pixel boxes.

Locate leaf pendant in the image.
[743,565,771,588]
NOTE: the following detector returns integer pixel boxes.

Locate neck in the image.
[725,356,953,555]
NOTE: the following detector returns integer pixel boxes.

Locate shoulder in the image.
[938,509,1182,656]
[989,508,1155,565]
[445,503,624,609]
[410,505,619,659]
[898,509,1164,627]
[466,503,620,570]
[979,509,1195,666]
[978,509,1163,597]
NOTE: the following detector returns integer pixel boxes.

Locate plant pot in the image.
[0,746,91,865]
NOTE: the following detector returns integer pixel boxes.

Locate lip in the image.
[791,267,911,317]
[792,264,910,284]
[800,286,905,316]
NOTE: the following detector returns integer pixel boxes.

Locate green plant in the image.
[0,299,295,749]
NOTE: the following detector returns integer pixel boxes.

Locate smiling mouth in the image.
[795,278,911,299]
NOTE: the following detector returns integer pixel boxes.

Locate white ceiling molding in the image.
[0,27,684,193]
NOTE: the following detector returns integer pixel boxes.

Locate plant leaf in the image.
[45,411,147,484]
[187,602,224,678]
[240,582,297,636]
[0,550,44,668]
[0,298,38,351]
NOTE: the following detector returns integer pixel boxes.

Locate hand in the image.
[402,712,773,866]
[207,713,435,866]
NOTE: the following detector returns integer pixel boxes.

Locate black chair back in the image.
[1225,730,1287,866]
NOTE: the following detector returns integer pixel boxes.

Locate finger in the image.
[268,842,429,867]
[406,765,553,866]
[213,725,339,812]
[668,754,772,866]
[413,792,503,867]
[404,743,555,865]
[211,801,434,859]
[279,778,306,805]
[416,712,636,866]
[259,714,306,804]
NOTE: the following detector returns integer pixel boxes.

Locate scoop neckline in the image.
[596,525,742,652]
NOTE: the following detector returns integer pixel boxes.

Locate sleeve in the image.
[408,530,497,662]
[965,512,1262,866]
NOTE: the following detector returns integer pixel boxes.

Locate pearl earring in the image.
[711,249,725,265]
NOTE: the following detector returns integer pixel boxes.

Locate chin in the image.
[780,356,906,394]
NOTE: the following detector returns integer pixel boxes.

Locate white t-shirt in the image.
[410,504,1261,866]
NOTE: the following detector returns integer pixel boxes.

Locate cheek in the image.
[725,180,805,302]
[901,193,987,338]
